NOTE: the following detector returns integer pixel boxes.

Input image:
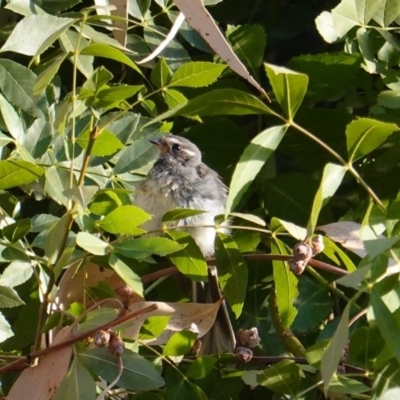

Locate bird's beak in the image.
[149,138,168,153]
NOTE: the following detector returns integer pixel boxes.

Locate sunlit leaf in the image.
[346,118,398,162]
[162,208,206,223]
[0,261,32,288]
[0,160,43,190]
[264,63,308,119]
[167,230,208,281]
[215,232,247,318]
[163,330,198,356]
[76,232,109,256]
[306,163,347,236]
[80,43,143,76]
[97,205,150,234]
[0,14,75,56]
[226,125,287,215]
[76,129,125,157]
[169,62,226,88]
[0,286,24,307]
[114,237,185,258]
[272,238,298,329]
[0,312,13,343]
[109,253,144,296]
[321,301,350,391]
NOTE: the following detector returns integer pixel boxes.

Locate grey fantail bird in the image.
[135,134,236,354]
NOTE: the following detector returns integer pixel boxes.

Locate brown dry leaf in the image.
[119,299,223,344]
[318,221,399,275]
[55,261,125,309]
[162,0,269,100]
[7,327,73,400]
[318,221,368,258]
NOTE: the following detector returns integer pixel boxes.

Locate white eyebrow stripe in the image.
[168,138,181,144]
[182,149,196,156]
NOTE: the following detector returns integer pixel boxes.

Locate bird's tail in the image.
[193,266,236,355]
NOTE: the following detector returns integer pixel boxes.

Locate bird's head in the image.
[150,135,202,167]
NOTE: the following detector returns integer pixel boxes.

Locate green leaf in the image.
[291,275,334,332]
[374,0,400,26]
[59,29,93,79]
[44,166,71,206]
[186,356,217,379]
[76,129,125,157]
[0,312,13,343]
[0,59,42,114]
[0,286,24,307]
[0,93,25,143]
[44,212,72,261]
[54,360,96,400]
[215,233,247,318]
[24,118,53,158]
[76,232,109,256]
[113,135,160,174]
[80,43,143,76]
[31,214,59,232]
[80,348,164,391]
[162,208,207,223]
[151,57,172,88]
[146,89,273,126]
[264,63,308,119]
[320,301,350,391]
[166,230,208,281]
[306,163,347,236]
[63,186,98,210]
[79,308,119,333]
[165,366,207,400]
[139,315,171,340]
[272,239,298,329]
[89,190,124,215]
[2,218,31,243]
[163,330,198,356]
[0,14,76,56]
[287,53,362,102]
[378,90,400,109]
[0,160,43,190]
[163,89,188,109]
[114,237,185,259]
[226,125,287,215]
[95,85,143,109]
[169,62,226,88]
[227,24,266,77]
[258,360,301,395]
[0,261,32,287]
[371,289,400,365]
[97,205,151,235]
[109,253,144,297]
[346,118,398,162]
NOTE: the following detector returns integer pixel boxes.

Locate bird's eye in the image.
[172,143,181,151]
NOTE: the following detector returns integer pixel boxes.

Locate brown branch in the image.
[141,253,348,284]
[0,304,157,375]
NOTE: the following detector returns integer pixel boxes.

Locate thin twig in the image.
[0,304,157,375]
[97,354,123,400]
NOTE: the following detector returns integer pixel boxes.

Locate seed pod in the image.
[289,258,306,275]
[311,235,324,255]
[293,243,313,262]
[108,334,125,356]
[93,330,111,347]
[237,327,260,348]
[234,346,253,363]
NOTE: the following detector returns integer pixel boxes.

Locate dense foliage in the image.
[0,0,400,399]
